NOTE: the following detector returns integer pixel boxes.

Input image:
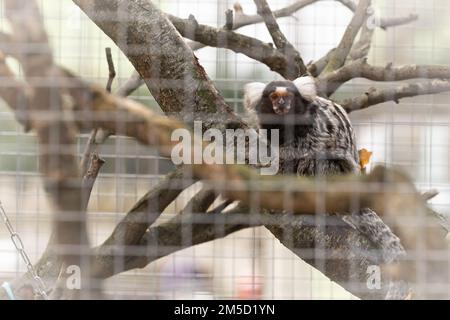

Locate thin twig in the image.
[105,47,116,93]
[225,9,234,30]
[81,153,105,211]
[80,128,98,176]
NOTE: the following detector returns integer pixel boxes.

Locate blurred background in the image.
[0,0,449,299]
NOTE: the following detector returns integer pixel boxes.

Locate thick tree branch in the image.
[64,78,450,297]
[0,52,32,131]
[94,203,409,299]
[97,204,262,278]
[47,72,427,222]
[3,1,90,283]
[91,168,193,277]
[121,0,419,89]
[73,0,246,130]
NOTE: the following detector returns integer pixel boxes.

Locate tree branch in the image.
[116,71,144,97]
[73,0,247,131]
[253,0,307,78]
[335,0,418,29]
[347,12,375,62]
[167,14,292,79]
[94,202,409,299]
[321,60,450,96]
[340,79,450,113]
[378,13,419,29]
[119,0,419,90]
[99,204,262,278]
[0,51,32,131]
[3,1,90,285]
[105,48,116,93]
[91,168,193,277]
[322,0,371,74]
[181,185,218,215]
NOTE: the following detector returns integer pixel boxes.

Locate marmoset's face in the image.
[268,87,295,115]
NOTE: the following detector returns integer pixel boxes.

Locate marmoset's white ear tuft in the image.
[243,82,266,110]
[293,76,317,101]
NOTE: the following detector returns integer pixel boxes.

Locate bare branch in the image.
[105,48,116,93]
[335,60,450,83]
[1,0,445,301]
[50,74,430,228]
[80,129,98,176]
[181,186,218,214]
[428,207,450,234]
[233,0,416,30]
[91,168,193,277]
[311,1,418,77]
[3,1,90,280]
[0,51,32,131]
[116,71,144,97]
[167,14,292,79]
[307,49,335,77]
[182,1,319,53]
[378,13,419,29]
[340,79,450,113]
[189,0,417,54]
[319,60,450,96]
[253,0,307,77]
[422,189,439,201]
[119,0,418,90]
[335,0,418,29]
[115,204,263,276]
[81,153,105,212]
[225,9,234,31]
[73,0,244,130]
[94,202,409,299]
[347,15,375,62]
[322,0,371,74]
[232,0,317,29]
[253,0,292,50]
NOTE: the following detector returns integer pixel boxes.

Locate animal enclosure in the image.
[0,0,450,300]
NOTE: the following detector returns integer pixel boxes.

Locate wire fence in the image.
[0,0,449,300]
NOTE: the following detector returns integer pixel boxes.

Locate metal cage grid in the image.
[0,0,449,300]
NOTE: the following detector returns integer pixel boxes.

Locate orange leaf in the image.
[359,148,373,169]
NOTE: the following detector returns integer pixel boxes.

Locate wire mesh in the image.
[0,0,449,300]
